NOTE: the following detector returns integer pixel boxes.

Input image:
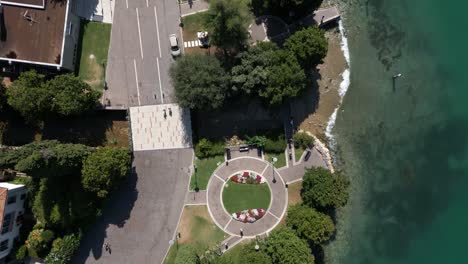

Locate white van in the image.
[169,34,181,57]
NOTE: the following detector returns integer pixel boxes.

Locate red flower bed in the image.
[232,208,266,223]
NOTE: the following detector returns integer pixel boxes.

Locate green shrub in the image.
[264,135,286,153]
[302,167,349,209]
[287,204,335,244]
[26,229,55,258]
[175,245,199,264]
[15,245,28,260]
[44,233,81,264]
[246,135,267,148]
[293,132,314,149]
[195,138,225,158]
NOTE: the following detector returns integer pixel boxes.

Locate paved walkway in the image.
[185,190,207,205]
[206,157,287,237]
[279,146,327,184]
[180,0,209,17]
[129,104,193,151]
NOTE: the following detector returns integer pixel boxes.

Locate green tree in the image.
[239,241,272,264]
[231,42,279,95]
[302,167,349,209]
[293,132,315,149]
[6,70,50,121]
[251,0,322,15]
[81,147,131,199]
[205,0,249,54]
[175,245,199,264]
[0,82,6,112]
[285,26,328,69]
[170,54,229,110]
[260,50,307,106]
[47,74,101,116]
[264,227,314,264]
[44,233,81,264]
[232,44,307,106]
[287,204,335,244]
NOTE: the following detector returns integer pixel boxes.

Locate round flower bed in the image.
[230,171,266,184]
[232,208,266,223]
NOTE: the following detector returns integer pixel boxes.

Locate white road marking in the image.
[154,6,162,57]
[223,218,233,230]
[133,59,141,106]
[126,0,128,8]
[136,8,144,59]
[156,58,164,104]
[146,0,149,7]
[269,211,280,220]
[214,174,225,182]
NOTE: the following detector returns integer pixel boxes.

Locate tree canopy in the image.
[6,70,50,121]
[285,26,328,69]
[205,0,249,53]
[302,167,349,209]
[231,42,279,95]
[47,74,101,116]
[231,43,307,106]
[239,241,272,264]
[81,147,131,199]
[264,227,315,264]
[170,54,230,110]
[6,71,101,121]
[251,0,323,16]
[260,50,307,106]
[287,204,335,244]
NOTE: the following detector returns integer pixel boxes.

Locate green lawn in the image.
[181,12,209,41]
[190,155,224,191]
[164,206,226,264]
[77,21,111,91]
[295,147,304,162]
[265,151,287,169]
[222,182,271,213]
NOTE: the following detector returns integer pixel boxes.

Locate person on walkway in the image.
[240,228,244,237]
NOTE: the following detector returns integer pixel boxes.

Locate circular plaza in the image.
[206,156,288,237]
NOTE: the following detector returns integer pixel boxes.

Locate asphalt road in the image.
[74,149,193,264]
[104,0,181,108]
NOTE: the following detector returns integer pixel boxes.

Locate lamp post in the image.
[271,157,277,183]
[194,164,198,191]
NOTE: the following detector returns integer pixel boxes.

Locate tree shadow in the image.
[41,110,126,146]
[72,165,138,263]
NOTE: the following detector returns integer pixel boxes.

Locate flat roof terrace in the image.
[0,0,67,65]
[3,0,45,8]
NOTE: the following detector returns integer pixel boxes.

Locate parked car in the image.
[169,34,181,57]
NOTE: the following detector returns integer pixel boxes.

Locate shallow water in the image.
[326,0,468,263]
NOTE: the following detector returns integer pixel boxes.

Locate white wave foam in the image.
[326,20,351,149]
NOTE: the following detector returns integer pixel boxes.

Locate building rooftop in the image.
[0,182,25,190]
[0,0,68,65]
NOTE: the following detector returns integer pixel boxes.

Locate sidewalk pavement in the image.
[180,0,209,17]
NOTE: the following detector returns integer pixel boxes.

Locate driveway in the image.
[74,149,193,264]
[103,0,181,108]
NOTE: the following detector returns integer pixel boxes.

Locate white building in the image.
[0,182,26,260]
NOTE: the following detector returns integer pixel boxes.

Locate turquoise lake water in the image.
[326,0,468,263]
